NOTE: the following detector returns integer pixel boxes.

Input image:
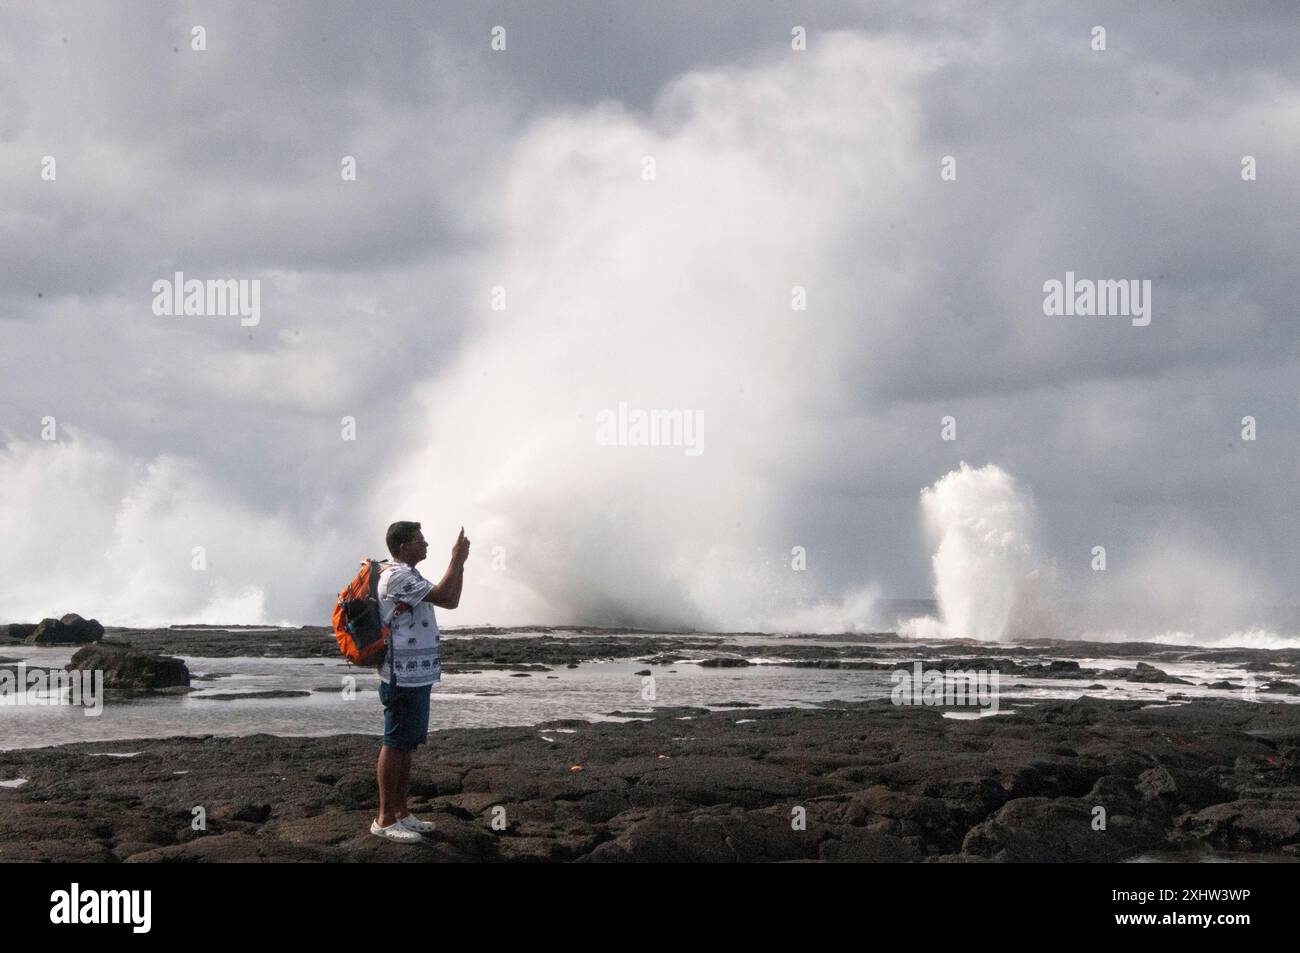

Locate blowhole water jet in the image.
[903,462,1050,641]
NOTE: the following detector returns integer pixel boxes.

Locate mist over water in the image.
[898,463,1299,647]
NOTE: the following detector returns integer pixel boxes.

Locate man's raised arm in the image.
[424,527,470,609]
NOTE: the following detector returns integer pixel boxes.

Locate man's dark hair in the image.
[386,521,422,558]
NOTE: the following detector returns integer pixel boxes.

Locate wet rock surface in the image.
[67,642,191,693]
[9,625,1293,689]
[3,697,1300,862]
[23,614,104,646]
[16,626,735,671]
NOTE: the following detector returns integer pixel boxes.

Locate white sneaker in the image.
[398,814,437,833]
[370,818,425,844]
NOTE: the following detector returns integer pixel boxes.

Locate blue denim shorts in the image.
[379,680,432,750]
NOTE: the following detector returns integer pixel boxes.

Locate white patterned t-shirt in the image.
[377,560,442,687]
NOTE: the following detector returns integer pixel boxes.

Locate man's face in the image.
[402,531,429,565]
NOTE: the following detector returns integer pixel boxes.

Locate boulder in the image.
[1121,662,1191,685]
[961,797,1165,862]
[66,642,190,691]
[1177,798,1300,850]
[26,613,104,645]
[7,623,38,640]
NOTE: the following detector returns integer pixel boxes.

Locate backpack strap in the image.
[370,558,398,689]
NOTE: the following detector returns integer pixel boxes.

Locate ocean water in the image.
[0,630,1294,751]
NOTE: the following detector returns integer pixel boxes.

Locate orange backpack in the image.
[332,558,392,667]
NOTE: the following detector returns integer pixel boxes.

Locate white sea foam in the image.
[1083,628,1300,650]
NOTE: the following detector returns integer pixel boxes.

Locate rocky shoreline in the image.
[3,696,1299,862]
[7,624,1299,683]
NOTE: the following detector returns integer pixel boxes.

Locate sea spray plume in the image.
[766,586,881,635]
[369,36,928,630]
[905,463,1053,641]
[0,431,339,626]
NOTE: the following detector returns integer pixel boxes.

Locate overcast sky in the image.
[1,1,1296,633]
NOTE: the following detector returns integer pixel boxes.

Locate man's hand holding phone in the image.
[452,527,471,567]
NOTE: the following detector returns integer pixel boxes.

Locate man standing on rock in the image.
[370,520,470,844]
